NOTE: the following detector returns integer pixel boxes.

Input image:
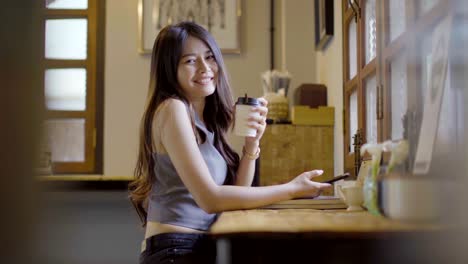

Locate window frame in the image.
[342,0,378,177]
[40,0,104,174]
[342,0,456,175]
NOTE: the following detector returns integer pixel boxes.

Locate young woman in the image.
[130,21,331,264]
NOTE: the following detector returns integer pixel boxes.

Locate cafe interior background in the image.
[1,0,467,263]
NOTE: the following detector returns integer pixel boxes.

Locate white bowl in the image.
[338,185,364,211]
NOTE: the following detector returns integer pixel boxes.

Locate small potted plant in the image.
[361,139,411,217]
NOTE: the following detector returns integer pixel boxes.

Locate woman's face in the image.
[177,36,218,101]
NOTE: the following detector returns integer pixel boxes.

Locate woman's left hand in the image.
[244,97,268,151]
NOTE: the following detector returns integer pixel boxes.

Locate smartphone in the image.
[323,173,350,184]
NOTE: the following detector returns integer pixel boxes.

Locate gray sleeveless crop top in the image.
[147,112,228,231]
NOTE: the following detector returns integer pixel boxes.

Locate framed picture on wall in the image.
[138,0,241,54]
[314,0,334,50]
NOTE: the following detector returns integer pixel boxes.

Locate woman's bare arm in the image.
[234,147,258,186]
[159,99,330,213]
[234,97,268,186]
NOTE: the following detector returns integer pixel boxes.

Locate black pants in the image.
[139,233,216,264]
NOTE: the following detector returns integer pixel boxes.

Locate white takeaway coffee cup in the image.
[234,95,260,137]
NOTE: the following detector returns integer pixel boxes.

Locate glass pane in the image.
[45,19,87,59]
[365,75,377,144]
[349,90,358,153]
[46,0,88,9]
[421,33,433,105]
[365,0,377,64]
[388,0,406,43]
[419,0,439,15]
[45,68,87,111]
[434,60,452,155]
[348,19,358,79]
[45,119,85,162]
[390,53,407,140]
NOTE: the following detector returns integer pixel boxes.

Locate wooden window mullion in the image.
[44,60,87,68]
[361,59,377,79]
[343,0,357,175]
[83,0,98,172]
[44,10,88,17]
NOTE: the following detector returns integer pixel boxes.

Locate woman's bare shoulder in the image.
[153,98,191,153]
[155,98,187,118]
[153,98,191,135]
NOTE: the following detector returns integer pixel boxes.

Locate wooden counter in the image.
[211,209,438,234]
[210,209,448,264]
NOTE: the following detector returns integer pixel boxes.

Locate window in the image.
[40,0,104,173]
[342,0,378,176]
[342,0,452,176]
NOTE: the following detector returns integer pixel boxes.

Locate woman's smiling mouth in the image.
[194,77,214,85]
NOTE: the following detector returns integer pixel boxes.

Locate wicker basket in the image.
[264,92,289,121]
[267,101,289,121]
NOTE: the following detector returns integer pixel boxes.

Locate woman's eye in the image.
[185,59,195,64]
[206,55,215,61]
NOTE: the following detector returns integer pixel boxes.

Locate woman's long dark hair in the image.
[129,22,240,219]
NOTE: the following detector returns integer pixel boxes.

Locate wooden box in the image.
[291,106,334,126]
[259,124,334,195]
[293,83,327,108]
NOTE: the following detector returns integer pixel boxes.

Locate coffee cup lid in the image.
[236,94,260,106]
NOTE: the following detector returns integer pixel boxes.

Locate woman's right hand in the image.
[287,170,332,199]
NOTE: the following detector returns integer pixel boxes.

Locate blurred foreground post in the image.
[0,1,42,263]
